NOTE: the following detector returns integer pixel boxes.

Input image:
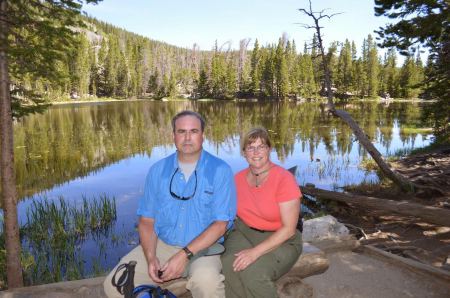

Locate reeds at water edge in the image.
[0,194,117,288]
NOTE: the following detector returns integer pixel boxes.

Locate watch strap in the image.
[182,246,194,260]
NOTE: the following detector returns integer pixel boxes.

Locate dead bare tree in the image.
[238,38,251,91]
[298,0,436,194]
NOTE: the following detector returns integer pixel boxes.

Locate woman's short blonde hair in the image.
[241,127,272,152]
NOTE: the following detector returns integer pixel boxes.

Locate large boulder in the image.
[303,215,349,242]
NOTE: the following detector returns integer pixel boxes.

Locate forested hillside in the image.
[13,16,426,102]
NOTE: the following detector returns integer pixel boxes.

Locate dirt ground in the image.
[304,251,450,298]
[329,146,450,271]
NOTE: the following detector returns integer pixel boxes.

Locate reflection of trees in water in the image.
[9,101,426,200]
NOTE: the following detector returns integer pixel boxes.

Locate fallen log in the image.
[301,186,450,227]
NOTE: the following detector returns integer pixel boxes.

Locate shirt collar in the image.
[173,149,205,170]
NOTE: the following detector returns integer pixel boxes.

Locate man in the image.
[104,110,236,298]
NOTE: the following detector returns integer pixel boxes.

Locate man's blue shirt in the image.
[137,149,237,247]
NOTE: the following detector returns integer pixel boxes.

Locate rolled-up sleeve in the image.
[212,164,237,228]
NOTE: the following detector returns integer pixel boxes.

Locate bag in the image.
[111,260,177,298]
[133,285,177,298]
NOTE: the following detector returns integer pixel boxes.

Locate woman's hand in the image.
[232,199,301,272]
[233,248,261,271]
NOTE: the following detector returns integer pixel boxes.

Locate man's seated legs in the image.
[103,239,225,298]
[186,254,225,298]
[103,239,178,298]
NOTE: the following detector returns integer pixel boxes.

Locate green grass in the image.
[358,158,379,171]
[400,127,433,134]
[0,194,116,289]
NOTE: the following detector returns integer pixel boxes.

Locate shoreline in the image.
[48,97,432,106]
[50,98,144,105]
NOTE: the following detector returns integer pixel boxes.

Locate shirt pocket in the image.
[199,184,214,208]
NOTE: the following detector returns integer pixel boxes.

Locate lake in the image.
[3,100,432,282]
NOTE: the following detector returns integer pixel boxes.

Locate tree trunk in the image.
[0,0,24,288]
[238,38,251,91]
[331,109,416,192]
[302,186,450,227]
[301,0,417,193]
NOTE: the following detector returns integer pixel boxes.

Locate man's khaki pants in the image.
[103,239,225,298]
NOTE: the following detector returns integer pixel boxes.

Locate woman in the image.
[222,127,302,298]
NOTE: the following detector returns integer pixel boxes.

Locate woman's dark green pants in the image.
[221,219,302,298]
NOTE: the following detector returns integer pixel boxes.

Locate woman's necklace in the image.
[249,165,273,187]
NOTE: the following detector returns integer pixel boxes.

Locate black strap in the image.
[111,260,137,298]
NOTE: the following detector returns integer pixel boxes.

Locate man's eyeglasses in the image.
[169,168,197,200]
[244,144,269,153]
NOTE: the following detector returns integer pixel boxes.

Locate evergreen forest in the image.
[13,17,426,103]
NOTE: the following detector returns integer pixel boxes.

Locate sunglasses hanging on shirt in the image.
[169,168,197,201]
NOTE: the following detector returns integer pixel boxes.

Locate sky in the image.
[83,0,392,53]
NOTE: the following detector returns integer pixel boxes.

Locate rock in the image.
[303,215,349,242]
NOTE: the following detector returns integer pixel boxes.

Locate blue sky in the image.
[84,0,391,53]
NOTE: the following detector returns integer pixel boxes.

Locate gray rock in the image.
[303,215,349,241]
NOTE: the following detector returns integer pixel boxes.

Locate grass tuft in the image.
[0,194,116,288]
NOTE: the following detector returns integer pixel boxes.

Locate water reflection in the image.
[5,100,432,278]
[10,101,430,198]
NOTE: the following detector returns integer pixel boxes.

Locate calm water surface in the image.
[5,100,432,278]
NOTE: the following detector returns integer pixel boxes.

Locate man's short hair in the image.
[171,110,206,132]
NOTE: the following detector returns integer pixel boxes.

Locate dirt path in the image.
[330,146,450,272]
[304,251,450,298]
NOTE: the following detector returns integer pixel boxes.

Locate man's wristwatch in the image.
[182,246,194,260]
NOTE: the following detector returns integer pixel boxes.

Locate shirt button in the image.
[179,224,183,228]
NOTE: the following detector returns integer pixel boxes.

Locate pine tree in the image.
[298,52,316,98]
[224,58,237,99]
[260,47,275,98]
[274,38,289,100]
[366,35,379,97]
[105,35,120,96]
[116,50,129,97]
[350,41,359,93]
[0,0,102,288]
[375,0,449,141]
[383,48,398,98]
[88,40,99,97]
[250,39,261,96]
[96,37,108,96]
[285,40,298,97]
[210,41,226,98]
[327,41,339,93]
[196,64,211,98]
[71,33,91,97]
[399,54,423,98]
[336,39,353,94]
